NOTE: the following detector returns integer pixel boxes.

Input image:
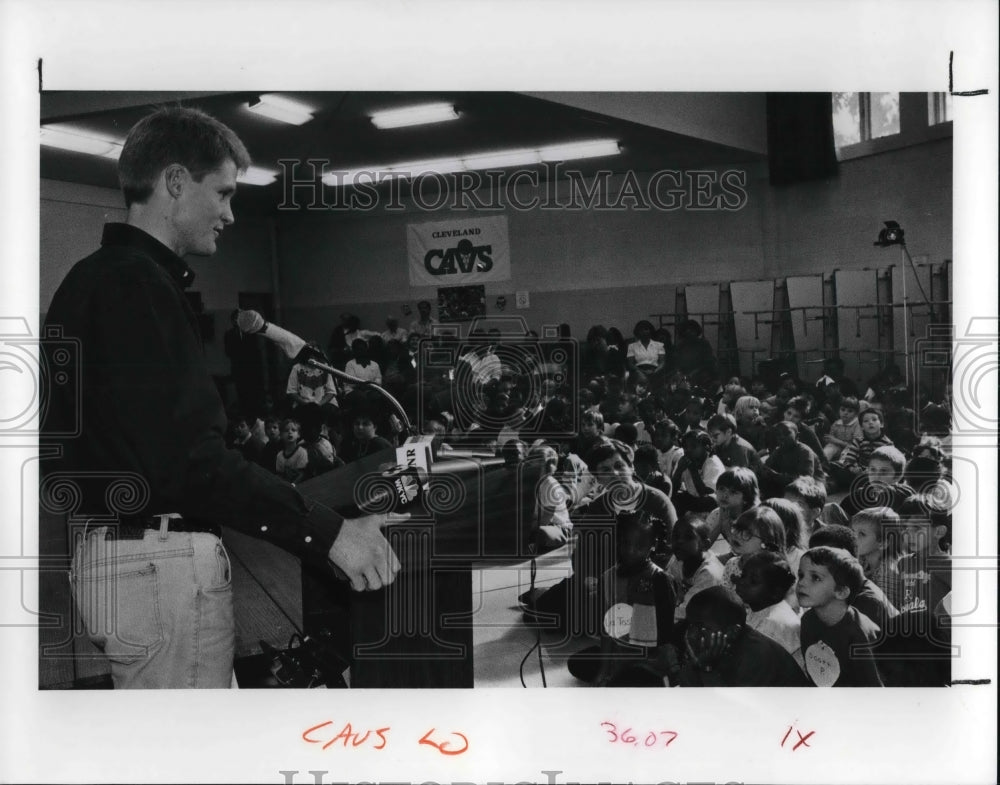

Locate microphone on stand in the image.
[236,309,414,438]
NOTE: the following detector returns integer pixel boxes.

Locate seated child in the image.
[556,448,596,508]
[762,497,808,610]
[257,415,283,473]
[342,338,382,395]
[567,410,606,490]
[903,452,956,509]
[841,445,911,517]
[632,444,673,563]
[715,382,747,417]
[757,421,824,499]
[807,524,898,632]
[665,513,725,621]
[823,395,862,462]
[762,497,807,575]
[706,413,758,469]
[613,421,639,448]
[671,429,724,517]
[275,416,309,483]
[228,413,263,464]
[797,546,884,686]
[734,551,804,670]
[849,507,902,605]
[704,467,760,559]
[829,408,894,489]
[782,395,829,469]
[917,402,952,457]
[501,438,528,468]
[783,476,846,535]
[733,395,767,451]
[567,511,675,687]
[633,443,673,498]
[524,440,676,636]
[339,411,393,463]
[676,586,808,687]
[893,493,952,617]
[652,418,684,479]
[882,386,919,454]
[680,397,707,433]
[869,484,954,687]
[722,506,786,591]
[527,444,574,551]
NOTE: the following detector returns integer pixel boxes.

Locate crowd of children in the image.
[223,312,954,687]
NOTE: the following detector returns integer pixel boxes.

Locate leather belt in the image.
[109,515,222,540]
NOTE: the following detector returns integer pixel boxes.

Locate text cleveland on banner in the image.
[406,215,511,287]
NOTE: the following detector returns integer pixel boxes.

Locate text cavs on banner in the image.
[407,216,510,287]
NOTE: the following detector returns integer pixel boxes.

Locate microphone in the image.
[236,309,307,360]
[236,309,414,437]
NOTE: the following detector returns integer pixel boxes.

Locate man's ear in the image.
[163,164,188,198]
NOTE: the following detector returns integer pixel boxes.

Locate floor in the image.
[471,544,594,688]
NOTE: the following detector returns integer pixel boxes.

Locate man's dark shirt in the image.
[42,223,344,569]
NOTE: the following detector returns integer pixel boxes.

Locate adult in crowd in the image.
[408,299,438,338]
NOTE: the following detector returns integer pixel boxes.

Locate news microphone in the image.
[236,309,306,359]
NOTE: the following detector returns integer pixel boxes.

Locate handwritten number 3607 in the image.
[601,722,678,748]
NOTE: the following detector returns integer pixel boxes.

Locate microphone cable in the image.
[519,547,547,688]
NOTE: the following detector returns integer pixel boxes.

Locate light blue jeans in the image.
[70,525,235,688]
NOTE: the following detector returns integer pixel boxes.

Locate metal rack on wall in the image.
[645,260,952,397]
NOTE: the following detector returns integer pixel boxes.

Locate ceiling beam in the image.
[523,92,767,155]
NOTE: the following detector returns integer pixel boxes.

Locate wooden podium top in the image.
[296,449,541,568]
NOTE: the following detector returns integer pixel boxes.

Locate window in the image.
[832,92,862,148]
[833,92,950,161]
[928,92,952,125]
[869,92,901,139]
[832,92,900,151]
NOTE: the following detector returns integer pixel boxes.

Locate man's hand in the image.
[328,513,403,592]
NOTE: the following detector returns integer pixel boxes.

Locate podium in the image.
[295,449,541,687]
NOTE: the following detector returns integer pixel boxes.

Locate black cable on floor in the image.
[520,553,547,688]
[519,637,541,688]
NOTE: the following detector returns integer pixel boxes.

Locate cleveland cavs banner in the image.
[406,216,511,287]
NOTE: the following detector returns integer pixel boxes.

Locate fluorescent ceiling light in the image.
[392,158,466,177]
[462,148,542,170]
[322,168,401,186]
[370,102,459,130]
[238,166,279,186]
[323,139,621,187]
[246,94,314,125]
[539,139,621,161]
[40,125,123,158]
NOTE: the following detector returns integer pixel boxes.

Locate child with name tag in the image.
[567,511,675,687]
[796,546,883,687]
